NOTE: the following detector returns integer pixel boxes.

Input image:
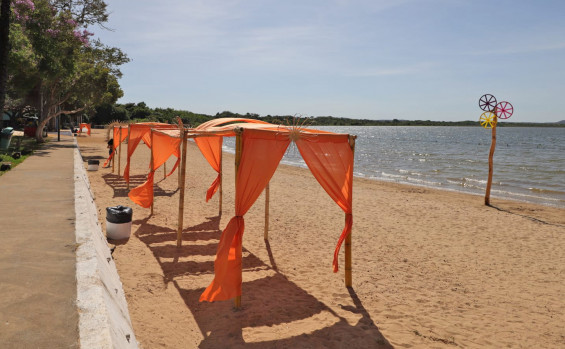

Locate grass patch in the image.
[0,136,46,176]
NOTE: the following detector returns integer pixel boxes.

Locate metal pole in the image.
[57,114,60,141]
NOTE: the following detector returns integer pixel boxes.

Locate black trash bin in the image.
[87,159,99,171]
[106,205,133,240]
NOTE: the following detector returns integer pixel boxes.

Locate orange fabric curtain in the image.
[103,126,129,167]
[200,129,290,302]
[117,127,129,145]
[128,131,181,208]
[124,124,175,182]
[295,135,354,272]
[194,136,223,202]
[123,126,147,183]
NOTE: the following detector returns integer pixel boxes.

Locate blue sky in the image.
[92,0,565,122]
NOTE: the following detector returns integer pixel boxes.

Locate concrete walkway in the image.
[0,134,79,348]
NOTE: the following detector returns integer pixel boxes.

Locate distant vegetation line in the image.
[91,102,565,128]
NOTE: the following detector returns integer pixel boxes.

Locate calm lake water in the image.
[224,126,565,208]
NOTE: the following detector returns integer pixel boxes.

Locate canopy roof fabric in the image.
[128,118,282,206]
[126,118,356,304]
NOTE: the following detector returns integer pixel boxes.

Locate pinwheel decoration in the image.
[478,94,514,205]
[478,94,514,128]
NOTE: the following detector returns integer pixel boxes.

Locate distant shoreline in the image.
[91,103,565,128]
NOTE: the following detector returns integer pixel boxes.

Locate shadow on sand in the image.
[102,173,179,199]
[130,214,393,348]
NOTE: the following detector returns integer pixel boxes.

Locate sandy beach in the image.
[77,128,565,348]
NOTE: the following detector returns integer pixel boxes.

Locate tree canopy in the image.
[4,0,129,141]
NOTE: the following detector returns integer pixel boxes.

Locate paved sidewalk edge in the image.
[74,138,139,348]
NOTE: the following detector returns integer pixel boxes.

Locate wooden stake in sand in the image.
[127,124,131,190]
[111,126,115,174]
[345,135,356,287]
[234,128,243,309]
[118,126,122,177]
[485,118,497,206]
[178,133,182,189]
[264,182,270,241]
[150,130,154,216]
[219,140,223,216]
[177,121,188,247]
[478,94,514,206]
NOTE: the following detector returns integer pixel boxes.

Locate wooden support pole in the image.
[264,182,270,241]
[485,116,497,206]
[164,161,167,180]
[127,125,131,190]
[111,126,115,173]
[178,136,182,189]
[234,128,243,309]
[177,128,188,247]
[118,127,122,177]
[150,130,154,216]
[345,135,356,288]
[219,138,223,215]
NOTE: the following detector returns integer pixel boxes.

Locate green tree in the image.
[7,0,128,141]
[0,0,10,115]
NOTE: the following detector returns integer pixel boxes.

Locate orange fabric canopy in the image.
[128,129,182,208]
[123,123,178,183]
[200,127,355,302]
[78,123,91,135]
[125,119,355,304]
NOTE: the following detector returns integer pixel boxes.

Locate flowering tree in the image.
[6,0,128,141]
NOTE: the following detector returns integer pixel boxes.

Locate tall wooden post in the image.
[234,128,243,309]
[118,127,122,177]
[177,129,188,247]
[150,130,154,216]
[111,126,115,173]
[127,125,131,190]
[345,135,356,287]
[178,135,182,189]
[219,137,223,215]
[264,182,270,241]
[485,116,497,206]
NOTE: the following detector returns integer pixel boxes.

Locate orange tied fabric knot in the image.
[128,171,155,208]
[199,216,245,302]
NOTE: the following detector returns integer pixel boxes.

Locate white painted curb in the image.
[74,140,138,348]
